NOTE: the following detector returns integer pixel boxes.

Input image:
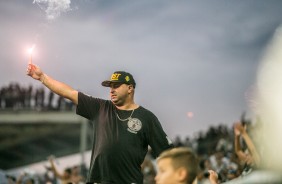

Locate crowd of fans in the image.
[143,118,265,184]
[0,82,75,111]
[0,83,268,183]
[1,163,87,184]
[1,120,262,184]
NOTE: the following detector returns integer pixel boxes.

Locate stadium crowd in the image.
[0,82,75,111]
[1,83,280,183]
[1,118,263,184]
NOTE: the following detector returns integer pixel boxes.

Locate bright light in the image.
[27,44,36,64]
[27,44,36,54]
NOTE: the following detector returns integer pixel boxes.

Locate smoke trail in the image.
[33,0,71,21]
[255,25,282,171]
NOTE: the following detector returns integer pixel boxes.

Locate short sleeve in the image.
[148,114,174,158]
[76,92,100,120]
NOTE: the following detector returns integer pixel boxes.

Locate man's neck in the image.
[116,103,139,110]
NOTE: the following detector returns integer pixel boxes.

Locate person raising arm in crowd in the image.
[233,121,260,176]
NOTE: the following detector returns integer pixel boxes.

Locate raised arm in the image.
[48,157,66,179]
[234,121,260,166]
[26,64,78,105]
[233,122,246,161]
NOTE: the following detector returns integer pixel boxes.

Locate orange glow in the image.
[187,111,194,118]
[27,44,36,64]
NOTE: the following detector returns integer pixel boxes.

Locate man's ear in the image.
[177,167,188,182]
[128,85,134,93]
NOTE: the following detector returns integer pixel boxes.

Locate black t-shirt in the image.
[76,92,173,184]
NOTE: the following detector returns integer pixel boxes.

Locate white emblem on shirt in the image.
[127,118,142,134]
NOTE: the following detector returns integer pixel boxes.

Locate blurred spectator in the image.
[209,150,230,182]
[48,156,84,184]
[233,121,260,177]
[196,131,206,155]
[24,85,33,108]
[141,149,156,184]
[56,96,64,111]
[183,136,192,148]
[0,170,9,184]
[174,135,184,147]
[35,87,44,110]
[208,170,219,184]
[16,170,39,184]
[198,156,213,184]
[48,91,54,110]
[48,157,72,184]
[71,165,84,184]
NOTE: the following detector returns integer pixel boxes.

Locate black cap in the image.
[101,71,136,88]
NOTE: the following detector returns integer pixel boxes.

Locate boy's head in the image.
[155,147,198,184]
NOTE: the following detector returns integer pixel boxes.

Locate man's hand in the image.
[26,64,43,81]
[26,63,78,105]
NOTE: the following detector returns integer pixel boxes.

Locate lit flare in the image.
[27,44,36,64]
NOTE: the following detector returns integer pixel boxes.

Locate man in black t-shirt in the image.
[27,65,173,184]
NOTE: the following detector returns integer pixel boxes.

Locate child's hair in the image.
[157,147,198,184]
